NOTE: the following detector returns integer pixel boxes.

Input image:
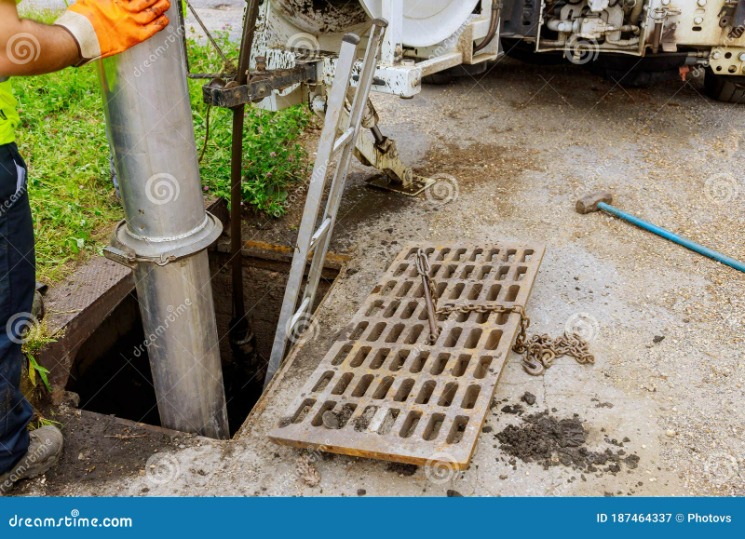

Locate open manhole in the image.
[64,244,343,437]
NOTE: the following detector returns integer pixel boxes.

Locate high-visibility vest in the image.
[1,1,28,145]
[0,78,19,146]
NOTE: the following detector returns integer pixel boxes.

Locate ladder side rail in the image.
[302,22,389,312]
[265,34,362,387]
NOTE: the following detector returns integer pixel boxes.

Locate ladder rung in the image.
[332,127,355,155]
[288,297,312,334]
[309,217,332,250]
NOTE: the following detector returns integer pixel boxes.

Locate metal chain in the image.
[414,249,594,376]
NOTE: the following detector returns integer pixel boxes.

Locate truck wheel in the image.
[704,70,745,103]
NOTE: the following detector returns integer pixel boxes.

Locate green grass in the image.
[186,32,311,218]
[13,13,310,284]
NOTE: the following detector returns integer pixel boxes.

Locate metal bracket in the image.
[104,213,223,268]
[709,47,745,76]
[310,93,432,196]
[356,134,434,196]
[202,62,319,108]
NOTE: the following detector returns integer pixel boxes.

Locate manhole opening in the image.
[65,248,341,437]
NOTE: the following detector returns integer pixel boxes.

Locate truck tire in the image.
[704,70,745,103]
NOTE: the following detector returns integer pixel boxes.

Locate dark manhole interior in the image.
[66,249,340,437]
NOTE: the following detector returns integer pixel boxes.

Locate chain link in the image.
[414,249,594,376]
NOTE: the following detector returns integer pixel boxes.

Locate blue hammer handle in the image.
[597,201,745,274]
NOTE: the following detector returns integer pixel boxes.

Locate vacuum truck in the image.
[255,0,745,103]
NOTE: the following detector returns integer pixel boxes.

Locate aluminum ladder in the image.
[265,19,388,387]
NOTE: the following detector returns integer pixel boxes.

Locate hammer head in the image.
[576,191,613,215]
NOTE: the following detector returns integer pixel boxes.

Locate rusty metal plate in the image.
[269,242,545,469]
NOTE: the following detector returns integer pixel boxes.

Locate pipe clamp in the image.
[104,212,223,268]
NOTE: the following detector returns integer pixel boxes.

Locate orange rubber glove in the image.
[54,0,171,64]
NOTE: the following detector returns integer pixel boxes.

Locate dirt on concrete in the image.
[11,407,203,496]
[495,410,640,474]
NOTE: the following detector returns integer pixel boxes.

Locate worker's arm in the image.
[0,1,79,75]
[0,0,171,77]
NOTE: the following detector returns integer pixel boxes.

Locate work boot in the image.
[0,426,63,494]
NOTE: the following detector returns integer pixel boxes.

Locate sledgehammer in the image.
[576,191,745,274]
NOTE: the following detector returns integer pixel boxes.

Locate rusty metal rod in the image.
[229,0,261,347]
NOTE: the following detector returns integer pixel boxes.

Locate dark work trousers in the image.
[0,143,34,473]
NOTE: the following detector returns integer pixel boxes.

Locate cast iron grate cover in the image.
[270,242,545,469]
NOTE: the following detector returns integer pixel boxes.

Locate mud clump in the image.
[322,405,355,430]
[501,404,524,415]
[496,411,639,473]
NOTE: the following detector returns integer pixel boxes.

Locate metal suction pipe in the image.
[98,4,229,439]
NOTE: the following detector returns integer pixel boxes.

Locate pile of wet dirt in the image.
[495,410,639,474]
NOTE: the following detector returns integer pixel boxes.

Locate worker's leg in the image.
[0,143,35,474]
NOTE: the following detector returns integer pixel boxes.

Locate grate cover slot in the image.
[270,242,545,469]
